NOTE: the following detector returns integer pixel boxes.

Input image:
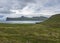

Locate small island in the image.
[6,16,47,21]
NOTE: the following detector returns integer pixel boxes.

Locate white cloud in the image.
[0,0,60,18]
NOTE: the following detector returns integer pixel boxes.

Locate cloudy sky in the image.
[0,0,60,18]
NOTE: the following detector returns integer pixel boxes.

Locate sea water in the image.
[0,21,42,24]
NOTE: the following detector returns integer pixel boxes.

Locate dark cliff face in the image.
[6,16,47,21]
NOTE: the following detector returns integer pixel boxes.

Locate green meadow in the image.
[0,14,60,43]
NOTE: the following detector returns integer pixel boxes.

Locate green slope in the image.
[41,14,60,28]
[0,14,60,43]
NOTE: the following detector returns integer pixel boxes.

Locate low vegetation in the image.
[0,14,60,43]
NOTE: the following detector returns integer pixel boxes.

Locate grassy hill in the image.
[0,14,60,43]
[41,14,60,28]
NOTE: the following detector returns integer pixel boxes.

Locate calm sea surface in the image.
[0,21,42,24]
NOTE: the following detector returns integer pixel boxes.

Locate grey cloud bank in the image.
[0,0,60,19]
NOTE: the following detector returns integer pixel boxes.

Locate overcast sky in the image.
[0,0,60,18]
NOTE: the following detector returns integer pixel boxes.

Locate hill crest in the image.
[42,14,60,28]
